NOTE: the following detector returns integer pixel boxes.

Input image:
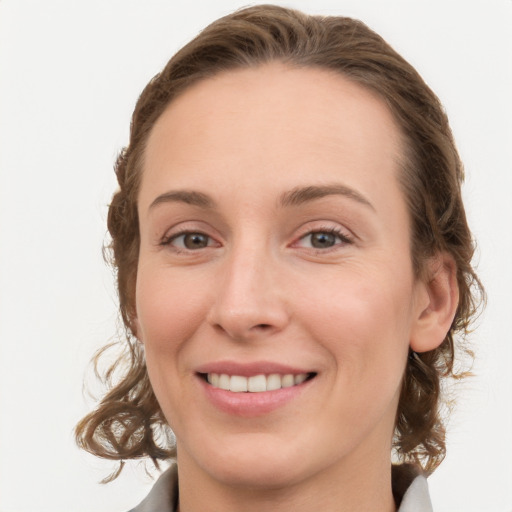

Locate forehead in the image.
[141,63,405,215]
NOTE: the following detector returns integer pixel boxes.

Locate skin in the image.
[135,63,457,512]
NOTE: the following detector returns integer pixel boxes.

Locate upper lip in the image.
[195,360,314,377]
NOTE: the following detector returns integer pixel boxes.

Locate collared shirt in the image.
[129,464,433,512]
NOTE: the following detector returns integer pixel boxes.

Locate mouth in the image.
[199,372,317,393]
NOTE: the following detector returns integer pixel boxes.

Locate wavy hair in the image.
[76,4,484,480]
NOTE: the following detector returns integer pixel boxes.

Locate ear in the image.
[131,315,143,343]
[410,253,459,353]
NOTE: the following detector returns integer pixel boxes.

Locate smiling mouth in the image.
[200,372,316,393]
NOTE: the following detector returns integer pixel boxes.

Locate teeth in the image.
[230,375,248,392]
[206,372,310,393]
[281,374,294,388]
[218,373,230,390]
[294,373,308,385]
[209,373,220,387]
[266,373,282,391]
[248,374,266,392]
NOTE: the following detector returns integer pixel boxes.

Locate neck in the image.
[176,446,396,512]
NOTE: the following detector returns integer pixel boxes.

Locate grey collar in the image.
[398,475,433,512]
[128,465,177,512]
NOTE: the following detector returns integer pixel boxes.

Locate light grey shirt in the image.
[129,464,433,512]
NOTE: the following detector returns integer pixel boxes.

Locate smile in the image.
[204,372,314,392]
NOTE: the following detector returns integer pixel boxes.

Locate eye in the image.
[163,231,216,250]
[296,229,351,250]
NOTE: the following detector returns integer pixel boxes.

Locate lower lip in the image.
[199,376,312,417]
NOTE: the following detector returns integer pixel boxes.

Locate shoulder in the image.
[128,464,178,512]
[398,475,433,512]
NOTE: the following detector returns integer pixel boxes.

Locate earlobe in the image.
[410,253,459,353]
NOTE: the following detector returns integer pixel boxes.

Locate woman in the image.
[76,5,483,511]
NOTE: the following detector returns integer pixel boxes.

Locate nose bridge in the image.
[208,234,287,339]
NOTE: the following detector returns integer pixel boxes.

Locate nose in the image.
[206,245,289,341]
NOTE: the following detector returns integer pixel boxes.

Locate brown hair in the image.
[76,4,484,480]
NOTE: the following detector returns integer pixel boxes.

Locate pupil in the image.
[184,233,208,249]
[311,232,335,248]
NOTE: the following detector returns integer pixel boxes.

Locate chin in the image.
[207,458,305,490]
[182,435,314,490]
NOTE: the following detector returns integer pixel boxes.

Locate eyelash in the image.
[160,227,353,253]
[294,226,353,251]
[160,230,217,251]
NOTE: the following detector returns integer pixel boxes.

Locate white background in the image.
[0,1,511,511]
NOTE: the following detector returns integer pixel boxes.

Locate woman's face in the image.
[135,64,430,489]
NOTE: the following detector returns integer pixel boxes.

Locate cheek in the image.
[135,266,208,353]
[297,265,414,377]
[134,266,212,429]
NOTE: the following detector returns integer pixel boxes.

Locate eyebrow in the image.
[148,183,374,212]
[149,190,216,211]
[280,184,375,210]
